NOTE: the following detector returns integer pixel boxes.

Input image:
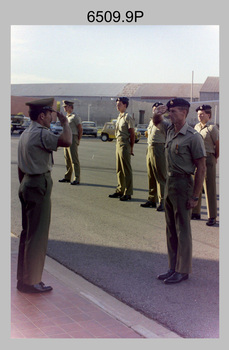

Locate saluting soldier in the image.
[17,98,72,293]
[141,102,169,211]
[59,100,83,185]
[192,104,219,226]
[109,97,135,201]
[156,99,206,284]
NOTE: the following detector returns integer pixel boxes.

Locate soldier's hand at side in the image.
[186,198,198,210]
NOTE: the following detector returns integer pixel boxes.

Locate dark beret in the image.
[152,102,163,108]
[116,97,129,105]
[196,104,212,112]
[166,98,190,110]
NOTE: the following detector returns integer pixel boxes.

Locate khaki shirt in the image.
[194,123,219,154]
[115,112,135,143]
[18,121,59,175]
[165,122,206,175]
[67,113,82,135]
[147,119,169,145]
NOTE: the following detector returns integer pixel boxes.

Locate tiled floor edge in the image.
[44,255,181,339]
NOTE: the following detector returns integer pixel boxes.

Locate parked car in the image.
[51,121,63,134]
[100,122,141,143]
[136,124,148,136]
[82,121,97,137]
[11,114,30,134]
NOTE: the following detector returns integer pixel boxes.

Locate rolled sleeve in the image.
[41,129,59,151]
[191,132,207,159]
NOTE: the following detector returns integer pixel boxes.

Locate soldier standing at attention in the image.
[156,99,206,284]
[109,97,135,201]
[141,102,169,211]
[59,100,83,185]
[17,98,72,293]
[191,104,219,226]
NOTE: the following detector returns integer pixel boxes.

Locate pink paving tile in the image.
[39,325,68,337]
[25,299,58,311]
[20,328,48,338]
[11,329,25,338]
[13,319,37,331]
[61,306,85,316]
[51,315,76,326]
[15,304,40,315]
[76,319,117,337]
[25,312,48,323]
[64,329,96,338]
[49,299,76,309]
[31,317,56,328]
[48,333,73,338]
[11,311,29,323]
[11,242,145,339]
[59,322,84,333]
[68,312,91,322]
[11,297,33,308]
[39,308,66,318]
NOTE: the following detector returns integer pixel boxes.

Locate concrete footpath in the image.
[11,233,181,339]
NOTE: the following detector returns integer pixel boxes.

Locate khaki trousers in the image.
[64,134,80,181]
[192,153,217,219]
[146,144,166,204]
[164,175,193,274]
[17,172,53,285]
[115,142,133,196]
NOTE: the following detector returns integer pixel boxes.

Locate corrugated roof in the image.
[11,83,127,97]
[11,79,217,99]
[11,82,202,99]
[200,76,219,92]
[131,83,202,98]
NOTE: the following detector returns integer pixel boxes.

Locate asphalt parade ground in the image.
[10,134,220,339]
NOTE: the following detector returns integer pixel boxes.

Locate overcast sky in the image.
[11,25,219,85]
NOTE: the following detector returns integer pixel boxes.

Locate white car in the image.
[82,121,97,137]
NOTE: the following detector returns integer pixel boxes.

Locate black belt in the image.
[25,171,50,177]
[167,171,191,178]
[149,143,165,145]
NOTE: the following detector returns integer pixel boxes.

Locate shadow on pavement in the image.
[47,239,219,339]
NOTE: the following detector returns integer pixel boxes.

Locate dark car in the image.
[11,115,30,134]
[136,124,148,136]
[82,121,97,137]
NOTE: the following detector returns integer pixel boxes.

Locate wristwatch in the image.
[191,196,199,201]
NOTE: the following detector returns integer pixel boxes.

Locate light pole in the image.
[191,70,194,102]
[88,104,91,121]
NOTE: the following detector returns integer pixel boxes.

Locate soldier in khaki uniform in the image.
[17,98,72,293]
[156,99,206,284]
[192,105,219,226]
[59,100,83,185]
[109,97,135,201]
[141,102,169,211]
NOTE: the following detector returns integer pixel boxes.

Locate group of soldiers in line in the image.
[15,96,219,293]
[59,98,219,226]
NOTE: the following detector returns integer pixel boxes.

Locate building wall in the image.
[11,95,219,127]
[200,92,219,101]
